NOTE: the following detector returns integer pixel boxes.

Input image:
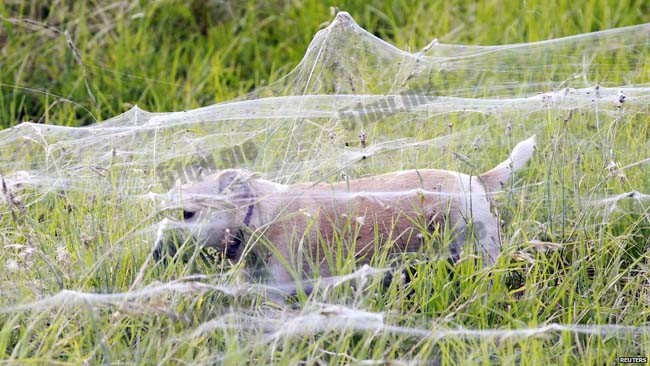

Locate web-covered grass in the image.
[0,2,649,365]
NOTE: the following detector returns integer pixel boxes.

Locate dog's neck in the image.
[244,178,289,228]
[229,178,257,228]
[223,183,258,260]
[225,201,254,260]
[242,198,254,226]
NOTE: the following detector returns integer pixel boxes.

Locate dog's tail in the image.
[479,135,536,193]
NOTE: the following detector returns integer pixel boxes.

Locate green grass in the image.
[1,0,650,365]
[2,0,649,127]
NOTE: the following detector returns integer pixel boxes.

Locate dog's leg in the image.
[267,255,293,285]
[450,204,502,266]
[449,219,467,263]
[473,213,501,266]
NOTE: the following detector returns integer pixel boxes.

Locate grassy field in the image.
[1,1,650,365]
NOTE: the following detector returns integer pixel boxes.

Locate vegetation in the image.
[0,1,648,364]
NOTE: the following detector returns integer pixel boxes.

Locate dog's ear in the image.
[216,169,253,203]
[217,169,249,191]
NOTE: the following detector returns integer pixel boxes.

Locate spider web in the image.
[0,12,649,350]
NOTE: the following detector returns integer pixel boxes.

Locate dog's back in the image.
[262,136,536,277]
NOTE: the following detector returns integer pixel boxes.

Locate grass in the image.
[1,0,650,365]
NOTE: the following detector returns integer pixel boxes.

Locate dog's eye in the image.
[182,210,196,220]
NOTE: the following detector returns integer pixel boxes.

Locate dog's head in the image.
[152,169,255,262]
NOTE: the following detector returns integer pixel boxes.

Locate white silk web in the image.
[0,12,649,350]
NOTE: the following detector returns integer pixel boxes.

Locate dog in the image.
[153,136,536,285]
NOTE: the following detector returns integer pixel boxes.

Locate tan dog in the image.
[153,136,536,284]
